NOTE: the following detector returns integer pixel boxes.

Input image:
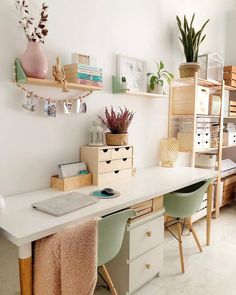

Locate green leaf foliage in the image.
[176,14,209,62]
[147,60,174,90]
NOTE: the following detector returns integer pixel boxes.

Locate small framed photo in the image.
[117,55,147,92]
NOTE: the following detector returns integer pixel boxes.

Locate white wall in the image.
[0,0,234,196]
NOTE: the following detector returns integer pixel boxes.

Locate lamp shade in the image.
[159,138,179,167]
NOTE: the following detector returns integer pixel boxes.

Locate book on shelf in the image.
[65,78,102,87]
[65,68,102,76]
[64,63,102,72]
[65,73,103,82]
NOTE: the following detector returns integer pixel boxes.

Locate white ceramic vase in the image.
[151,84,163,94]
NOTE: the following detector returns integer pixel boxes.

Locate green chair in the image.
[97,209,136,295]
[164,179,211,273]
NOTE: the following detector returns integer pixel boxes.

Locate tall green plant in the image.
[176,13,209,63]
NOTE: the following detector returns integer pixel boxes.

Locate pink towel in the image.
[33,219,98,295]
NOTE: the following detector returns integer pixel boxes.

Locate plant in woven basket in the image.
[176,13,209,63]
[99,107,134,146]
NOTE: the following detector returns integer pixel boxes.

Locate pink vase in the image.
[21,41,48,79]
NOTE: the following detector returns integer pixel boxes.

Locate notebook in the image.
[32,192,99,216]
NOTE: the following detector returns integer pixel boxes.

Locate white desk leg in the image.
[18,243,32,295]
[206,182,213,246]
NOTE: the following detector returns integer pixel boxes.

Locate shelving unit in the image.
[14,59,102,92]
[112,76,167,99]
[168,74,224,218]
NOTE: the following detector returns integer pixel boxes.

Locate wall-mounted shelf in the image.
[14,59,102,92]
[112,76,167,99]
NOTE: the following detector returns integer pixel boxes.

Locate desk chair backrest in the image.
[98,209,136,266]
[164,179,212,219]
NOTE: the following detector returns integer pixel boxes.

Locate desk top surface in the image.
[0,166,216,246]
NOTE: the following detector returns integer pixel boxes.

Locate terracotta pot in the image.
[105,133,128,146]
[151,84,163,94]
[21,41,48,79]
[179,62,201,78]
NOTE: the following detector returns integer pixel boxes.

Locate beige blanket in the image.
[33,219,98,295]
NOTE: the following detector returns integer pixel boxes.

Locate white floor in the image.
[1,204,236,295]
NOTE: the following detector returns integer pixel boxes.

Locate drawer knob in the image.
[125,147,130,150]
[115,148,120,151]
[103,149,108,153]
[114,170,120,174]
[123,158,127,161]
[145,264,151,270]
[106,161,111,164]
[146,231,152,237]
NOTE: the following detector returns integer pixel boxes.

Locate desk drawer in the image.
[129,215,164,260]
[111,146,133,160]
[129,245,163,293]
[97,168,132,185]
[98,158,132,173]
[98,148,112,161]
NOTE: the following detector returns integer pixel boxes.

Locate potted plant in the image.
[147,61,174,94]
[176,13,209,78]
[99,107,134,146]
[16,0,49,79]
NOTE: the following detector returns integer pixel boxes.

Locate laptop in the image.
[32,192,99,217]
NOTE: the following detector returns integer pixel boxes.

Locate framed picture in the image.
[117,55,147,92]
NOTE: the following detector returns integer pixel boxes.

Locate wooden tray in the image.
[51,174,92,191]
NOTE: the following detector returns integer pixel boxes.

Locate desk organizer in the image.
[81,145,134,185]
[51,173,92,191]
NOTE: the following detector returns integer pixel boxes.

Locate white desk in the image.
[0,166,216,295]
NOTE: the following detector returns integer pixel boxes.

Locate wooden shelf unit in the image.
[14,58,102,92]
[168,74,224,218]
[112,76,167,99]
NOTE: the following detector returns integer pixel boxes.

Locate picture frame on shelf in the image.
[117,55,147,92]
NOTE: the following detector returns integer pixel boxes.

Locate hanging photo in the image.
[117,55,147,92]
[76,99,82,113]
[44,99,50,116]
[64,101,72,114]
[22,94,36,112]
[48,102,57,117]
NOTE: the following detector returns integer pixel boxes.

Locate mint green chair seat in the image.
[164,179,212,273]
[97,209,136,294]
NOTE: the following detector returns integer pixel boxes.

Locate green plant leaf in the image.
[160,60,164,70]
[147,72,154,76]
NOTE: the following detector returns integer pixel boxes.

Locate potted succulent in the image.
[99,107,134,146]
[16,0,49,79]
[176,13,209,78]
[147,61,174,94]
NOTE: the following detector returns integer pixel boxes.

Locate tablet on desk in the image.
[32,192,99,217]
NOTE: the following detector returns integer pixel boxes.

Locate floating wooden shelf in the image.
[14,58,102,92]
[112,76,167,98]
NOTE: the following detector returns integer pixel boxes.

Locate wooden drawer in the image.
[129,215,164,260]
[97,168,132,185]
[111,146,133,160]
[98,158,132,173]
[98,148,112,161]
[129,245,163,293]
[223,132,236,146]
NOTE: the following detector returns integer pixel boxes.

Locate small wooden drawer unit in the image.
[81,145,133,185]
[106,207,165,295]
[223,132,236,146]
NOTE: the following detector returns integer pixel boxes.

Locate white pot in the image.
[151,84,163,94]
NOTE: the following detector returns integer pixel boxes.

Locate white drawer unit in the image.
[224,132,236,146]
[106,210,165,295]
[81,145,134,185]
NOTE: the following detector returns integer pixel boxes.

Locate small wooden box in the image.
[172,85,209,115]
[51,174,92,191]
[209,95,221,115]
[224,66,236,88]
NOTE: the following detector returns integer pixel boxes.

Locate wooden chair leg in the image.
[176,220,185,273]
[188,219,203,253]
[100,265,118,295]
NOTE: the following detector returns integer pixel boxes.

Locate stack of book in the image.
[229,100,236,117]
[64,63,103,88]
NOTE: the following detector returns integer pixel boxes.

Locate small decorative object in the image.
[63,101,72,114]
[88,121,104,146]
[176,13,209,78]
[90,189,120,199]
[99,106,134,146]
[52,57,69,92]
[117,55,147,92]
[22,93,36,112]
[159,138,179,167]
[121,76,128,89]
[199,53,223,82]
[48,102,57,117]
[147,61,173,94]
[16,0,49,78]
[71,53,90,65]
